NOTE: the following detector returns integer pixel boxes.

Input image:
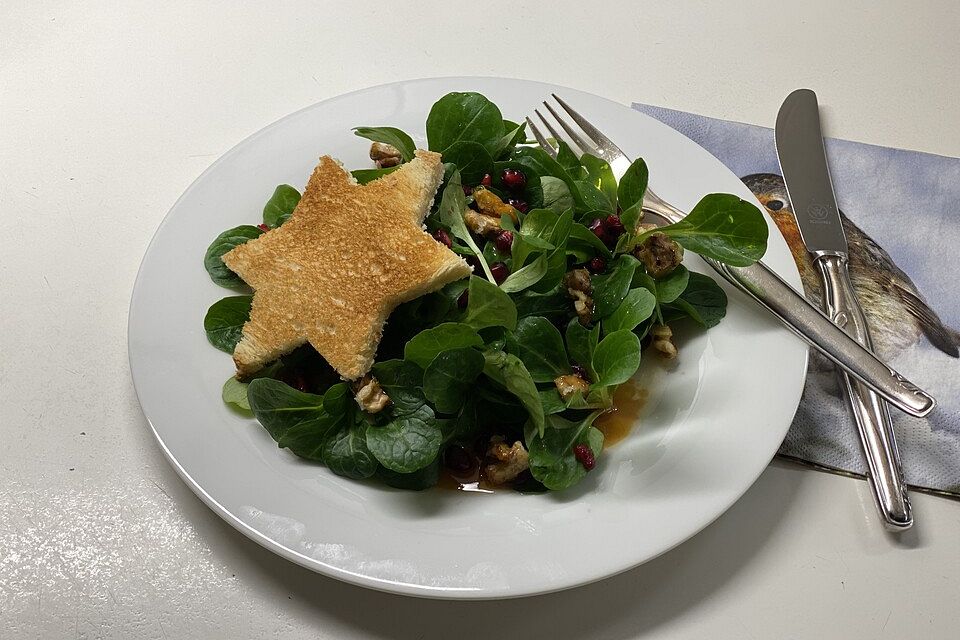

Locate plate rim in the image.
[128,75,808,599]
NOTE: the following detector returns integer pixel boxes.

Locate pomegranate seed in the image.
[444,445,475,474]
[588,256,606,273]
[571,363,590,381]
[588,218,607,239]
[457,290,469,310]
[573,444,596,470]
[480,174,492,187]
[490,261,510,284]
[432,228,453,248]
[462,185,473,196]
[257,223,270,232]
[605,214,625,237]
[500,168,527,191]
[507,198,529,214]
[589,216,620,250]
[494,230,514,254]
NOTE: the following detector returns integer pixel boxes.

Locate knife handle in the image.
[705,257,935,418]
[816,255,913,529]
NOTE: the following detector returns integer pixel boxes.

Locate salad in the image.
[203,91,768,492]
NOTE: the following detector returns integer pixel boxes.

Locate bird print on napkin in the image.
[743,172,960,362]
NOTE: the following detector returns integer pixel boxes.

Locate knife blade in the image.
[776,88,912,529]
[775,89,849,256]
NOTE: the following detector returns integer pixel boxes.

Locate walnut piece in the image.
[484,440,530,485]
[651,324,678,359]
[564,268,592,293]
[473,186,520,223]
[570,293,593,325]
[635,232,684,278]
[554,374,590,401]
[352,374,391,413]
[369,142,403,169]
[563,268,594,325]
[464,209,503,238]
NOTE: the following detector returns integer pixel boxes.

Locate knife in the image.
[775,88,912,529]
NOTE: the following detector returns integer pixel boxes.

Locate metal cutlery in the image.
[526,94,936,420]
[776,88,912,529]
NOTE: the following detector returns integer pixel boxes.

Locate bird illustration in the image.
[742,173,960,362]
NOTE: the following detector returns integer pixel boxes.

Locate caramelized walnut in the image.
[564,268,594,326]
[369,142,402,169]
[484,440,530,485]
[651,324,678,359]
[635,232,684,278]
[554,373,590,401]
[352,374,390,413]
[464,209,503,238]
[473,186,520,223]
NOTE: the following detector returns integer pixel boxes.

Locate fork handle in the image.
[706,257,935,418]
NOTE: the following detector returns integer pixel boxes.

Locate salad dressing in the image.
[595,380,648,446]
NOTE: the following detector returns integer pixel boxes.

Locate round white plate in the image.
[129,77,807,599]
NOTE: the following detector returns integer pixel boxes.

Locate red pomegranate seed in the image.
[462,185,474,196]
[588,218,606,239]
[571,363,590,381]
[494,230,514,254]
[588,256,606,273]
[573,444,596,470]
[480,174,492,187]
[432,228,453,248]
[257,223,270,232]
[490,261,510,284]
[605,214,625,237]
[500,168,527,191]
[507,198,529,214]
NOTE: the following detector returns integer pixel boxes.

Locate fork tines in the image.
[527,94,623,163]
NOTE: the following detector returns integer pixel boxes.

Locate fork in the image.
[527,95,935,419]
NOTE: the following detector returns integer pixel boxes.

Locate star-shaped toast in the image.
[223,150,471,380]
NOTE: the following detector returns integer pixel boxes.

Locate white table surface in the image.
[2,2,958,638]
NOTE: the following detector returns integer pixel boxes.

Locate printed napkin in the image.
[632,102,960,498]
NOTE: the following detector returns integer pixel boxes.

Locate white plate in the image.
[129,77,807,599]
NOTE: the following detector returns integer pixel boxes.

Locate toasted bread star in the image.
[223,150,471,380]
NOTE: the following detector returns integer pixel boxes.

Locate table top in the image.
[2,2,958,638]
